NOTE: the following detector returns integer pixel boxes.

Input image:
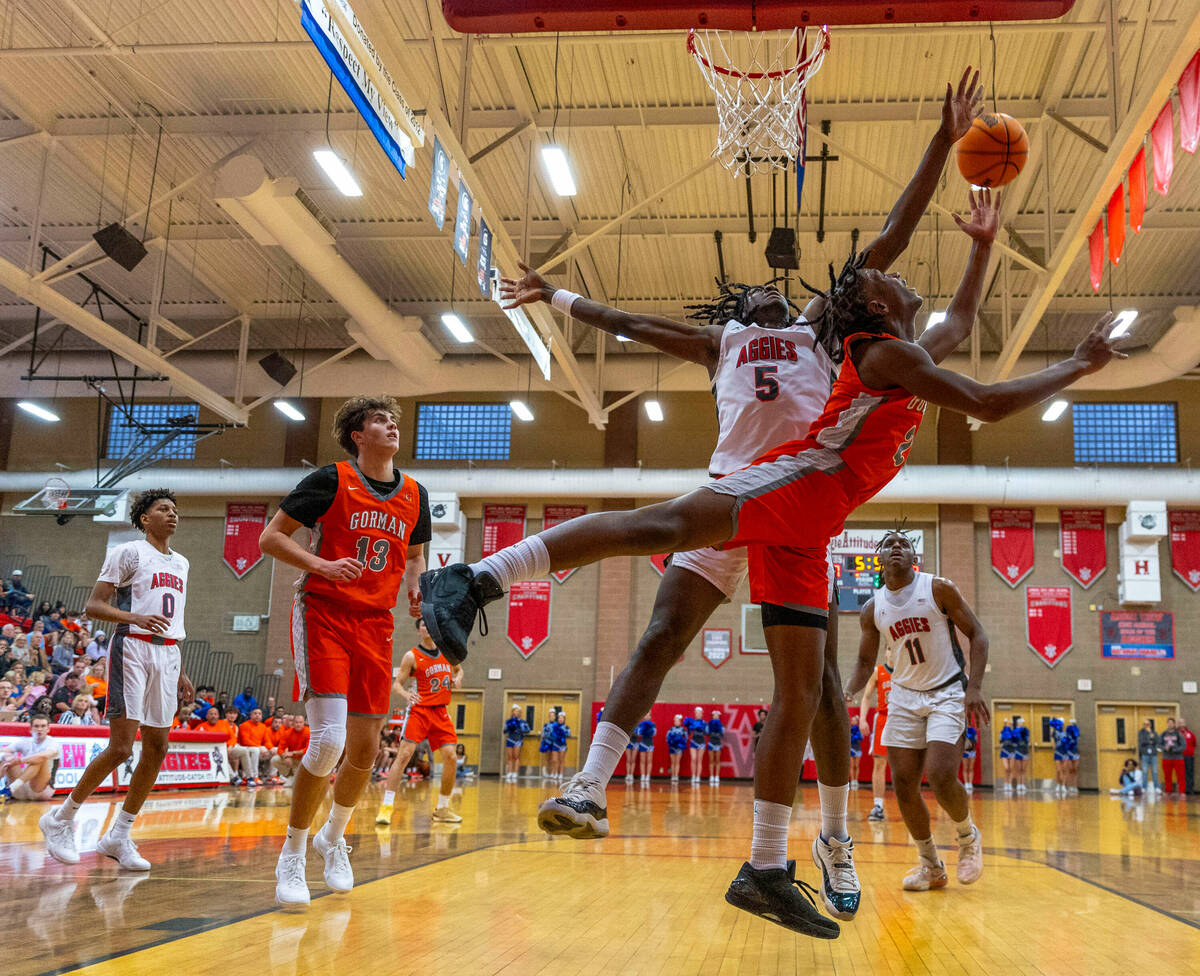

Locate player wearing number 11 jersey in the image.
[260,396,431,910]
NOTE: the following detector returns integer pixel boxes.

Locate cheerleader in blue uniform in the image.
[706,710,725,786]
[551,711,570,782]
[1012,716,1031,793]
[504,705,531,782]
[1063,719,1081,794]
[1050,717,1068,794]
[998,718,1016,792]
[634,714,657,784]
[849,714,864,790]
[539,709,558,781]
[666,715,688,782]
[961,725,978,793]
[686,706,707,784]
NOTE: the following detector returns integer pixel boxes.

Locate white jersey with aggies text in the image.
[873,572,965,691]
[707,319,834,476]
[98,540,189,642]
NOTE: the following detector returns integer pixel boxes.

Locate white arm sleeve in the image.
[97,543,139,586]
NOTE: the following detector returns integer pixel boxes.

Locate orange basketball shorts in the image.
[401,704,457,750]
[871,712,889,757]
[291,592,394,717]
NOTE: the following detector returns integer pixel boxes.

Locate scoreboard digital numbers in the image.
[833,529,925,613]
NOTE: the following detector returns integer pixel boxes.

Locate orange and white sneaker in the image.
[956,826,983,884]
[902,858,948,891]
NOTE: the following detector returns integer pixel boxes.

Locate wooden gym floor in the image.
[2,779,1197,975]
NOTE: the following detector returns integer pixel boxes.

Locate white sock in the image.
[581,721,630,787]
[953,814,974,839]
[436,793,450,809]
[109,809,136,840]
[471,535,550,591]
[749,799,792,870]
[284,825,308,855]
[873,795,884,808]
[383,790,396,806]
[56,796,82,822]
[915,836,939,864]
[818,781,850,842]
[323,801,355,841]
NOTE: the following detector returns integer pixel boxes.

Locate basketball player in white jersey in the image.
[40,489,194,871]
[508,68,984,927]
[845,529,989,891]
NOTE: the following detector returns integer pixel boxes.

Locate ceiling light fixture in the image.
[313,149,363,197]
[509,400,534,422]
[644,399,664,422]
[1109,309,1138,339]
[441,312,474,343]
[17,401,60,422]
[541,145,577,196]
[923,311,947,333]
[274,400,306,422]
[1041,399,1069,422]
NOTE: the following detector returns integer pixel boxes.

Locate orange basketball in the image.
[956,112,1029,188]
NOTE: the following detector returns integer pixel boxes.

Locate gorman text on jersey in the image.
[348,509,409,538]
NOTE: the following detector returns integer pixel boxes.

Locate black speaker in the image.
[93,222,148,272]
[258,352,297,386]
[764,227,799,270]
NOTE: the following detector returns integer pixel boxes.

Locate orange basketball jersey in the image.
[300,461,422,610]
[875,664,893,711]
[411,645,454,707]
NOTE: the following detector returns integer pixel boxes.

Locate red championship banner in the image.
[482,504,526,557]
[223,502,267,578]
[989,508,1035,587]
[650,553,671,576]
[1059,508,1107,588]
[1026,586,1073,668]
[1168,509,1200,592]
[506,581,552,659]
[544,505,587,583]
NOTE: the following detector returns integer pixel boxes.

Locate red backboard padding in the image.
[443,0,1078,33]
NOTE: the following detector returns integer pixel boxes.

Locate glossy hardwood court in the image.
[2,779,1197,975]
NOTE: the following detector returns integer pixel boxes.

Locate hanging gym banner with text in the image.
[990,508,1035,586]
[1059,508,1107,587]
[1168,509,1200,592]
[223,503,268,579]
[543,505,587,583]
[506,581,552,659]
[482,504,526,558]
[1026,586,1073,668]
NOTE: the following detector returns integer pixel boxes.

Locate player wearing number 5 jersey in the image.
[40,490,195,873]
[260,396,431,911]
[377,618,463,826]
[846,529,990,894]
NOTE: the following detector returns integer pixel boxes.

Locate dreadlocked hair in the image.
[796,247,889,364]
[130,488,177,532]
[685,276,803,326]
[874,518,916,553]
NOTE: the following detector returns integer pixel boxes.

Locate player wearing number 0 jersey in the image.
[40,490,196,874]
[260,397,431,911]
[847,530,990,892]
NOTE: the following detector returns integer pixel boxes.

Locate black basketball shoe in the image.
[419,564,504,665]
[724,860,840,939]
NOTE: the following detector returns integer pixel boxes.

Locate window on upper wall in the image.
[105,403,199,461]
[1072,402,1178,464]
[414,403,511,460]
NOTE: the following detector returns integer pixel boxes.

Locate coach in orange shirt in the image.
[237,707,273,786]
[196,706,248,786]
[269,715,311,785]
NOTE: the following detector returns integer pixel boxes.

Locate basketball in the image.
[956,112,1029,187]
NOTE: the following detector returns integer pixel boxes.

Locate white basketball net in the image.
[689,26,830,176]
[42,476,70,510]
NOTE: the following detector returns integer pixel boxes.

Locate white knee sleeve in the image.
[302,696,348,777]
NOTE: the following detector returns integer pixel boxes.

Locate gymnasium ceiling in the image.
[0,0,1198,418]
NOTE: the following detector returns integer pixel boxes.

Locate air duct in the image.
[215,154,435,381]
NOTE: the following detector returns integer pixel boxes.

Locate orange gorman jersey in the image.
[875,665,893,711]
[300,460,423,611]
[800,333,928,504]
[410,645,455,707]
[237,720,273,748]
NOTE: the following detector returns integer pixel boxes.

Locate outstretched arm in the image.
[932,577,990,729]
[500,262,725,370]
[855,312,1126,423]
[803,68,981,320]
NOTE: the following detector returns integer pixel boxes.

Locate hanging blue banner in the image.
[428,137,450,229]
[476,218,493,297]
[453,181,473,265]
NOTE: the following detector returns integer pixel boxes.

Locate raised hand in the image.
[1073,312,1130,375]
[952,188,1000,244]
[499,262,553,310]
[941,67,983,143]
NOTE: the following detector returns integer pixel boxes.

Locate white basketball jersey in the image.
[98,540,189,641]
[707,319,834,476]
[872,573,964,691]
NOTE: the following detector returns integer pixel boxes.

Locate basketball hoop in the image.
[688,26,830,175]
[42,477,70,511]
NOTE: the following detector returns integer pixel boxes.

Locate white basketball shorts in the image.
[107,633,181,728]
[880,682,966,750]
[670,547,837,603]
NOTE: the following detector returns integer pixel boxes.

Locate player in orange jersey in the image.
[858,650,894,822]
[260,396,431,911]
[422,193,1125,936]
[375,618,463,826]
